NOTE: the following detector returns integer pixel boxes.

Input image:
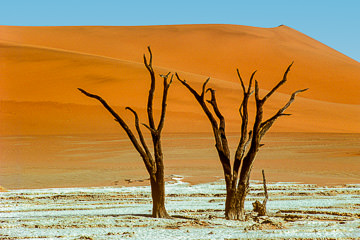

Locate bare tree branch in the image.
[237,69,246,92]
[206,88,224,124]
[201,78,210,98]
[78,88,149,165]
[157,73,173,132]
[259,88,308,137]
[206,88,230,159]
[142,123,158,135]
[143,46,153,73]
[176,73,232,179]
[175,73,219,129]
[261,62,293,103]
[248,70,257,93]
[175,73,201,99]
[144,46,156,130]
[233,70,254,180]
[254,80,261,102]
[126,107,155,171]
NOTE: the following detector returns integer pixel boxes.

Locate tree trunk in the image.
[225,182,248,220]
[225,189,240,220]
[150,171,169,218]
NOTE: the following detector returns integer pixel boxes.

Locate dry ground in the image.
[1,179,359,239]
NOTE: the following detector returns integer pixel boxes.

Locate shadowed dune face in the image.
[0,24,359,136]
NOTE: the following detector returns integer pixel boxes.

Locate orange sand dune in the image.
[0,24,359,189]
[1,24,360,135]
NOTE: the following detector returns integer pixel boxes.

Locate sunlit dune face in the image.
[1,24,359,135]
[0,24,360,188]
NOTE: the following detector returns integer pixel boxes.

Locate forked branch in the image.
[206,88,224,125]
[126,107,155,171]
[176,73,231,173]
[175,73,218,129]
[233,70,255,176]
[143,46,154,73]
[259,88,308,137]
[201,78,210,98]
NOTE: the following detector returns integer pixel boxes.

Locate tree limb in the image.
[176,73,232,176]
[143,46,153,73]
[142,123,158,135]
[157,73,173,132]
[78,88,150,168]
[175,73,201,99]
[248,70,257,94]
[175,73,219,129]
[259,88,308,137]
[237,69,246,92]
[201,78,210,98]
[144,46,156,130]
[233,70,254,181]
[206,88,230,159]
[254,80,261,103]
[261,62,293,103]
[125,107,155,171]
[206,88,224,125]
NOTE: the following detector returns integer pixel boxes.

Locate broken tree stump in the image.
[253,169,268,216]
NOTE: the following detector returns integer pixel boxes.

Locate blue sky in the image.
[1,0,359,62]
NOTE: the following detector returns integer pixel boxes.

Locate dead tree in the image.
[79,47,172,218]
[176,63,307,220]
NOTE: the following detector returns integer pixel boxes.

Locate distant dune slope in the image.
[1,24,359,135]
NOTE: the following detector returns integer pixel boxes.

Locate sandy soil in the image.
[1,133,359,190]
